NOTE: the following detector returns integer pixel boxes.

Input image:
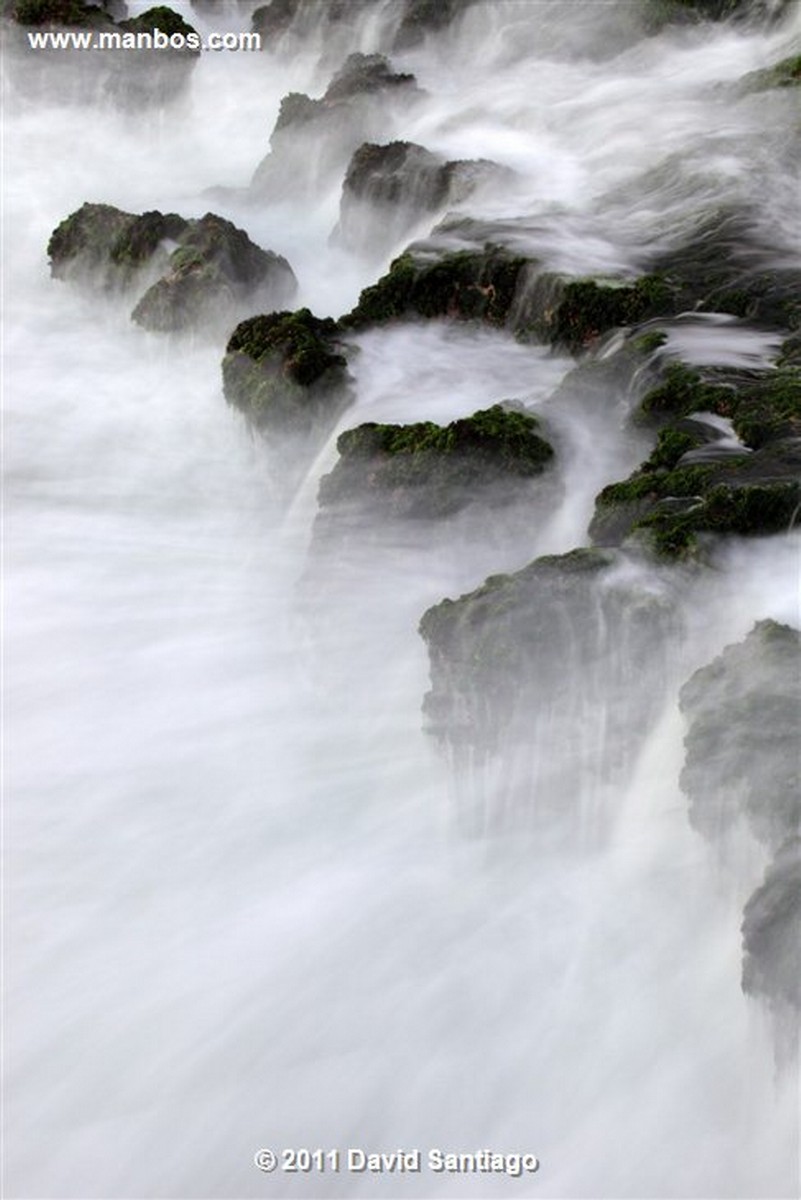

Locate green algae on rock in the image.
[317,405,554,519]
[131,213,296,333]
[48,204,296,333]
[222,308,352,437]
[342,247,530,330]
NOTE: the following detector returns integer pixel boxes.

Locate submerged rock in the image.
[678,620,801,850]
[317,405,554,520]
[419,548,678,824]
[222,308,352,438]
[48,204,296,334]
[738,54,801,94]
[742,838,801,1011]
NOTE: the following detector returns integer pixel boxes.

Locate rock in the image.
[5,0,114,23]
[221,307,352,438]
[323,51,416,102]
[342,246,531,330]
[742,838,801,1011]
[251,53,420,200]
[48,204,296,334]
[738,54,801,93]
[419,548,678,822]
[5,2,200,105]
[336,141,511,256]
[391,0,477,49]
[48,202,188,287]
[131,213,296,334]
[317,405,554,520]
[251,0,300,40]
[589,363,801,556]
[678,620,801,849]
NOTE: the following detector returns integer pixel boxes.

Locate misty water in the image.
[3,1,800,1197]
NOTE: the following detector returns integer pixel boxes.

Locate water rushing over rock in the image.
[4,0,801,1196]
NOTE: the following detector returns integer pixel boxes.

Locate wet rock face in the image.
[588,358,801,558]
[47,204,296,334]
[251,53,420,200]
[317,405,554,521]
[337,141,509,256]
[343,247,531,330]
[222,308,353,439]
[391,0,477,49]
[678,620,801,851]
[742,838,801,1011]
[131,214,296,334]
[419,549,679,819]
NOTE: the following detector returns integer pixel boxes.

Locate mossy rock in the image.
[49,204,296,332]
[118,5,197,41]
[545,275,676,351]
[318,404,554,519]
[639,363,801,448]
[222,308,351,437]
[738,54,801,93]
[9,0,109,23]
[591,424,801,557]
[48,202,185,285]
[342,247,530,330]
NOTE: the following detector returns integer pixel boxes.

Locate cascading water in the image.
[3,1,799,1197]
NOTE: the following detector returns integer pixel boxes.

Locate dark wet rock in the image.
[638,363,801,448]
[777,332,801,369]
[644,210,801,331]
[419,549,678,821]
[392,0,477,49]
[679,620,801,850]
[117,4,195,39]
[5,0,114,23]
[742,838,801,1011]
[589,362,801,556]
[48,204,295,334]
[323,51,416,102]
[222,308,352,438]
[131,214,296,334]
[343,246,531,330]
[48,202,188,287]
[251,0,300,40]
[530,275,678,351]
[251,53,420,200]
[336,141,508,255]
[317,405,554,521]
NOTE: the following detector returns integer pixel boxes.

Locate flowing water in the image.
[3,2,800,1197]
